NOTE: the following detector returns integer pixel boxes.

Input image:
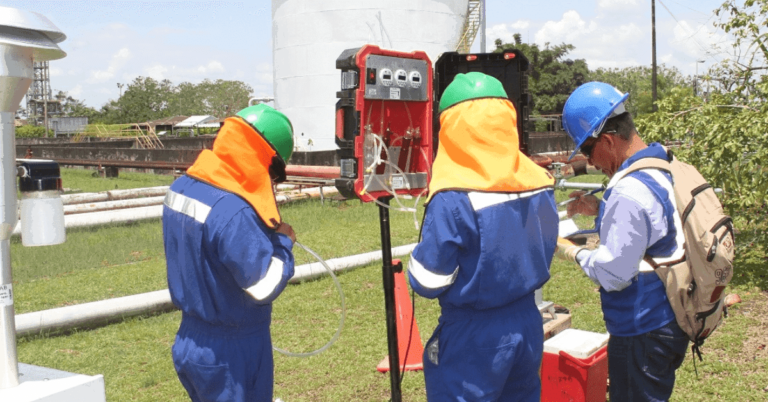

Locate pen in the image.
[557,187,605,207]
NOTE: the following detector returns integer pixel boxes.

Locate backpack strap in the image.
[607,147,682,271]
[606,151,674,190]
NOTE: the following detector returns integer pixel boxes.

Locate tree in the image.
[589,65,692,116]
[714,0,768,99]
[54,90,100,120]
[195,79,253,119]
[106,77,253,123]
[112,77,175,124]
[494,37,589,116]
[634,1,768,256]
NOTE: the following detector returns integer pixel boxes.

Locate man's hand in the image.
[275,221,296,244]
[554,237,583,263]
[566,190,600,217]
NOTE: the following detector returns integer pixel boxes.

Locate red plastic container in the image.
[541,329,609,402]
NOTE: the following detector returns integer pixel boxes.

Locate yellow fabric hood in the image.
[186,117,282,229]
[427,98,554,202]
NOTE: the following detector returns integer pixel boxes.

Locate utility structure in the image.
[272,0,472,154]
[456,0,483,53]
[0,6,67,389]
[25,61,60,132]
[651,0,658,112]
[336,45,435,401]
[1,9,105,402]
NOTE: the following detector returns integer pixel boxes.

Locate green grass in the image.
[11,220,166,285]
[12,171,767,401]
[60,167,174,194]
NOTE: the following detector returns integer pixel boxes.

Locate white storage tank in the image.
[272,0,470,153]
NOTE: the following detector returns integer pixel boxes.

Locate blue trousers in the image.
[172,315,274,402]
[424,295,543,402]
[608,320,689,402]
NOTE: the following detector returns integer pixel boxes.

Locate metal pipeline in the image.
[285,165,340,179]
[61,186,170,205]
[14,243,417,337]
[10,186,339,234]
[63,196,165,215]
[557,180,604,191]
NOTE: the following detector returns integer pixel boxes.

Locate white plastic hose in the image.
[272,241,345,357]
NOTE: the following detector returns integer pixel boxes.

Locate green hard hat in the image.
[236,104,294,162]
[438,72,508,113]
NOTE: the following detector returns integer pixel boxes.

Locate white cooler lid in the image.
[543,329,609,359]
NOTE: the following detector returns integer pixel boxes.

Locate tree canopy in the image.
[634,0,768,256]
[590,65,692,116]
[494,36,588,116]
[37,78,254,125]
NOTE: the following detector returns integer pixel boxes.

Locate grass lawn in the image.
[60,167,175,194]
[12,172,768,401]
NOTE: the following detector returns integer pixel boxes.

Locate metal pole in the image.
[43,101,48,138]
[0,113,19,389]
[378,197,401,402]
[480,0,487,53]
[695,61,699,97]
[651,0,658,112]
[0,239,17,389]
[0,6,66,389]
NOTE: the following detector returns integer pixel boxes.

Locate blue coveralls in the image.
[163,175,294,402]
[408,189,558,401]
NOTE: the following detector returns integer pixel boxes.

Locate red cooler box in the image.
[541,329,609,402]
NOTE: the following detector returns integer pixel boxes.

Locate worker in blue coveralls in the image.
[557,82,689,401]
[163,104,296,402]
[408,72,558,401]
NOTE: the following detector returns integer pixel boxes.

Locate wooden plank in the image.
[543,312,572,341]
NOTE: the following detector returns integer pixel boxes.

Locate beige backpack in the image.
[621,148,735,360]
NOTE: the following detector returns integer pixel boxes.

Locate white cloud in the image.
[670,20,729,61]
[536,10,592,45]
[145,64,170,80]
[89,47,132,83]
[597,0,639,11]
[510,20,530,31]
[196,60,224,74]
[49,67,63,77]
[486,23,518,45]
[69,85,83,97]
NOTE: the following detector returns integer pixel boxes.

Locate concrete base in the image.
[0,363,106,402]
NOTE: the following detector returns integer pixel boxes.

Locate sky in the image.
[1,0,732,109]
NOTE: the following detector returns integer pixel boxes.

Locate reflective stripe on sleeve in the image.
[245,257,285,301]
[164,190,211,223]
[467,189,550,211]
[408,255,458,290]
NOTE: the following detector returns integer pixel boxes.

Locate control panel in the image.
[363,55,429,101]
[334,45,433,202]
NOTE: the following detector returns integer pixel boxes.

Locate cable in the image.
[272,241,346,357]
[657,0,722,63]
[399,286,417,387]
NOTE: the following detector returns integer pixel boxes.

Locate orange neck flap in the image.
[186,117,281,229]
[427,98,554,202]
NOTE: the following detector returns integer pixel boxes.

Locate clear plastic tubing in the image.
[272,241,346,357]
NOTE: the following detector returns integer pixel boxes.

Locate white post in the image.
[0,238,17,389]
[0,6,66,388]
[0,56,29,391]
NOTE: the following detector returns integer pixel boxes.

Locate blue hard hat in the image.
[562,82,629,160]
